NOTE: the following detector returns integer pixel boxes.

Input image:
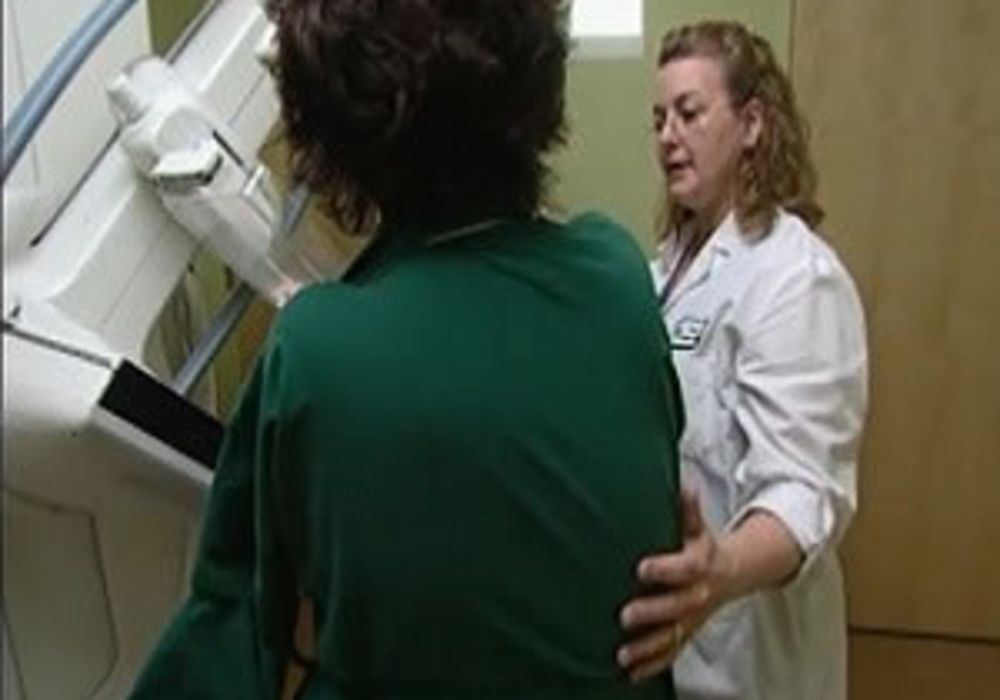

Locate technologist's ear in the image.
[740,98,764,150]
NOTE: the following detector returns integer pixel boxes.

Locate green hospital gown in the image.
[130,213,684,700]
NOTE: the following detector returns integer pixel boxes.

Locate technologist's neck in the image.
[685,197,734,244]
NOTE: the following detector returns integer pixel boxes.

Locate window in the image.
[569,0,643,59]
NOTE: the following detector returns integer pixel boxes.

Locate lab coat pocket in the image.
[678,357,728,474]
[691,598,745,664]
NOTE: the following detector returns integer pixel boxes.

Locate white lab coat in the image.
[651,209,868,700]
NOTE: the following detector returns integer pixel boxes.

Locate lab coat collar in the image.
[659,210,744,311]
[709,210,749,256]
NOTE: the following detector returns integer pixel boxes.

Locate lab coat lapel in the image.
[663,212,741,314]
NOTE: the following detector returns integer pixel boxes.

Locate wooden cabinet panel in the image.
[850,633,1000,700]
[792,0,1000,638]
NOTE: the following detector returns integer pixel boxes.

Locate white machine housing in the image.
[1,1,326,698]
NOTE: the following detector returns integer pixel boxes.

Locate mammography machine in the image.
[2,1,346,696]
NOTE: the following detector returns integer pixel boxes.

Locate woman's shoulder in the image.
[562,210,652,268]
[734,210,864,326]
[261,280,374,365]
[276,279,364,329]
[745,209,855,285]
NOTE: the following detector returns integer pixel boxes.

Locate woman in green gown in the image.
[130,1,683,698]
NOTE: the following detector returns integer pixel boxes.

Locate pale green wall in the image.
[551,0,792,252]
[147,0,211,55]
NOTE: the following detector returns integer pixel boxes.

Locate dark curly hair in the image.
[266,0,569,236]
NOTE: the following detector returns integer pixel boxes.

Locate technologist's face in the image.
[653,56,760,221]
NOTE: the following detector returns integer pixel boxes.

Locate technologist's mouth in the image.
[665,162,692,178]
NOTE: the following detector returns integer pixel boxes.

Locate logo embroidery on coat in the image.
[671,316,709,351]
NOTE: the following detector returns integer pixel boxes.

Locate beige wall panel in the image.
[792,0,1000,638]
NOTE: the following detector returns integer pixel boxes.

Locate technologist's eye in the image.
[679,107,699,123]
[652,109,666,133]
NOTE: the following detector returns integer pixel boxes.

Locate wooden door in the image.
[791,0,1000,695]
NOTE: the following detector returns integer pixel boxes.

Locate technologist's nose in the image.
[658,114,680,149]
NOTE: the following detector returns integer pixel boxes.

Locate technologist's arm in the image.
[617,254,868,682]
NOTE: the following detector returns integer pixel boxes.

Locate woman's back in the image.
[129,214,682,699]
[275,215,682,696]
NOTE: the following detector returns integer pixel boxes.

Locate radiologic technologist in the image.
[615,20,869,700]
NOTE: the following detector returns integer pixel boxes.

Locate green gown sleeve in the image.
[130,340,297,700]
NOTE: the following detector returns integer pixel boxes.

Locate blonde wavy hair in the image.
[658,20,823,238]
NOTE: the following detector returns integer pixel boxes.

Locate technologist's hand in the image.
[616,487,734,683]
